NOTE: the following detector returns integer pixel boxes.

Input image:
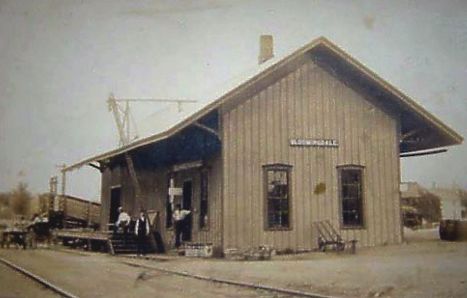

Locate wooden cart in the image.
[313,220,357,253]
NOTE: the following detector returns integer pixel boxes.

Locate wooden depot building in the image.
[65,37,462,253]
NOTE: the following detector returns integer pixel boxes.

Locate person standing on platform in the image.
[135,211,149,256]
[115,207,131,235]
[172,204,191,248]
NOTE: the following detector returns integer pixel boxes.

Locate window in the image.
[338,166,364,228]
[199,170,209,229]
[264,164,292,229]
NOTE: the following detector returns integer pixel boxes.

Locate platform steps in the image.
[108,233,138,255]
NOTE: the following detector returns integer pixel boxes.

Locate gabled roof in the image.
[64,37,463,171]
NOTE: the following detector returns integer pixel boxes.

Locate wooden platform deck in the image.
[55,230,109,241]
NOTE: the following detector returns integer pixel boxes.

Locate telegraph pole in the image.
[48,176,58,216]
[58,164,67,228]
[107,94,197,212]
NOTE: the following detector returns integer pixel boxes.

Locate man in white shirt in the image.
[172,204,191,248]
[115,207,131,234]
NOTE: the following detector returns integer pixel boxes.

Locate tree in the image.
[417,191,442,222]
[0,192,9,207]
[37,193,52,214]
[0,192,13,219]
[460,189,467,209]
[10,182,32,216]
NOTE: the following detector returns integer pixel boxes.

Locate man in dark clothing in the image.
[135,211,149,256]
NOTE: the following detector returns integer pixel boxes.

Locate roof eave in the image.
[312,39,463,148]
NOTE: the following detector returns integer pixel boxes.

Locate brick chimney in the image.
[258,35,274,64]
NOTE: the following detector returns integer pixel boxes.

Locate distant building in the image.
[430,186,467,220]
[65,37,462,252]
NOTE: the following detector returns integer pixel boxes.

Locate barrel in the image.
[439,220,458,241]
[457,221,467,241]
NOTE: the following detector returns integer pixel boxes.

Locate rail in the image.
[0,256,80,298]
[121,260,336,298]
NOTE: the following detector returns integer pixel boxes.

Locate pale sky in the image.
[1,0,466,201]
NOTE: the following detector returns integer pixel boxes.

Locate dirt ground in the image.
[128,228,467,298]
[0,249,288,298]
[0,228,466,298]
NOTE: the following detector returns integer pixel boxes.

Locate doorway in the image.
[109,187,121,224]
[182,180,192,241]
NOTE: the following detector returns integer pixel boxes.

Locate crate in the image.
[184,243,213,257]
[224,246,274,261]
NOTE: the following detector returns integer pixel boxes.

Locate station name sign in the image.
[168,187,183,196]
[289,138,339,148]
[172,160,203,172]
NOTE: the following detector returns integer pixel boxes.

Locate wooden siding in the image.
[221,59,402,251]
[100,154,223,251]
[99,167,111,230]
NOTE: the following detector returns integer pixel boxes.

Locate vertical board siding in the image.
[99,168,111,230]
[222,58,402,251]
[236,103,245,248]
[309,66,319,245]
[244,99,253,248]
[222,111,232,248]
[296,66,305,249]
[301,64,311,249]
[329,75,339,239]
[284,72,295,248]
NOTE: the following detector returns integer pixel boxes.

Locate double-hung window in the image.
[338,165,364,228]
[264,164,292,230]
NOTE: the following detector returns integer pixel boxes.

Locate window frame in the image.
[337,164,366,229]
[263,164,293,231]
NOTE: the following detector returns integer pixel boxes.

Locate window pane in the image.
[268,199,281,226]
[280,199,289,226]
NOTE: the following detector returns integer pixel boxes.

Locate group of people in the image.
[114,204,191,256]
[115,207,149,256]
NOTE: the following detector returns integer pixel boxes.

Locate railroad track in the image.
[0,256,79,298]
[121,259,335,298]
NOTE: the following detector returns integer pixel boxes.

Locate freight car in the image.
[46,195,101,230]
